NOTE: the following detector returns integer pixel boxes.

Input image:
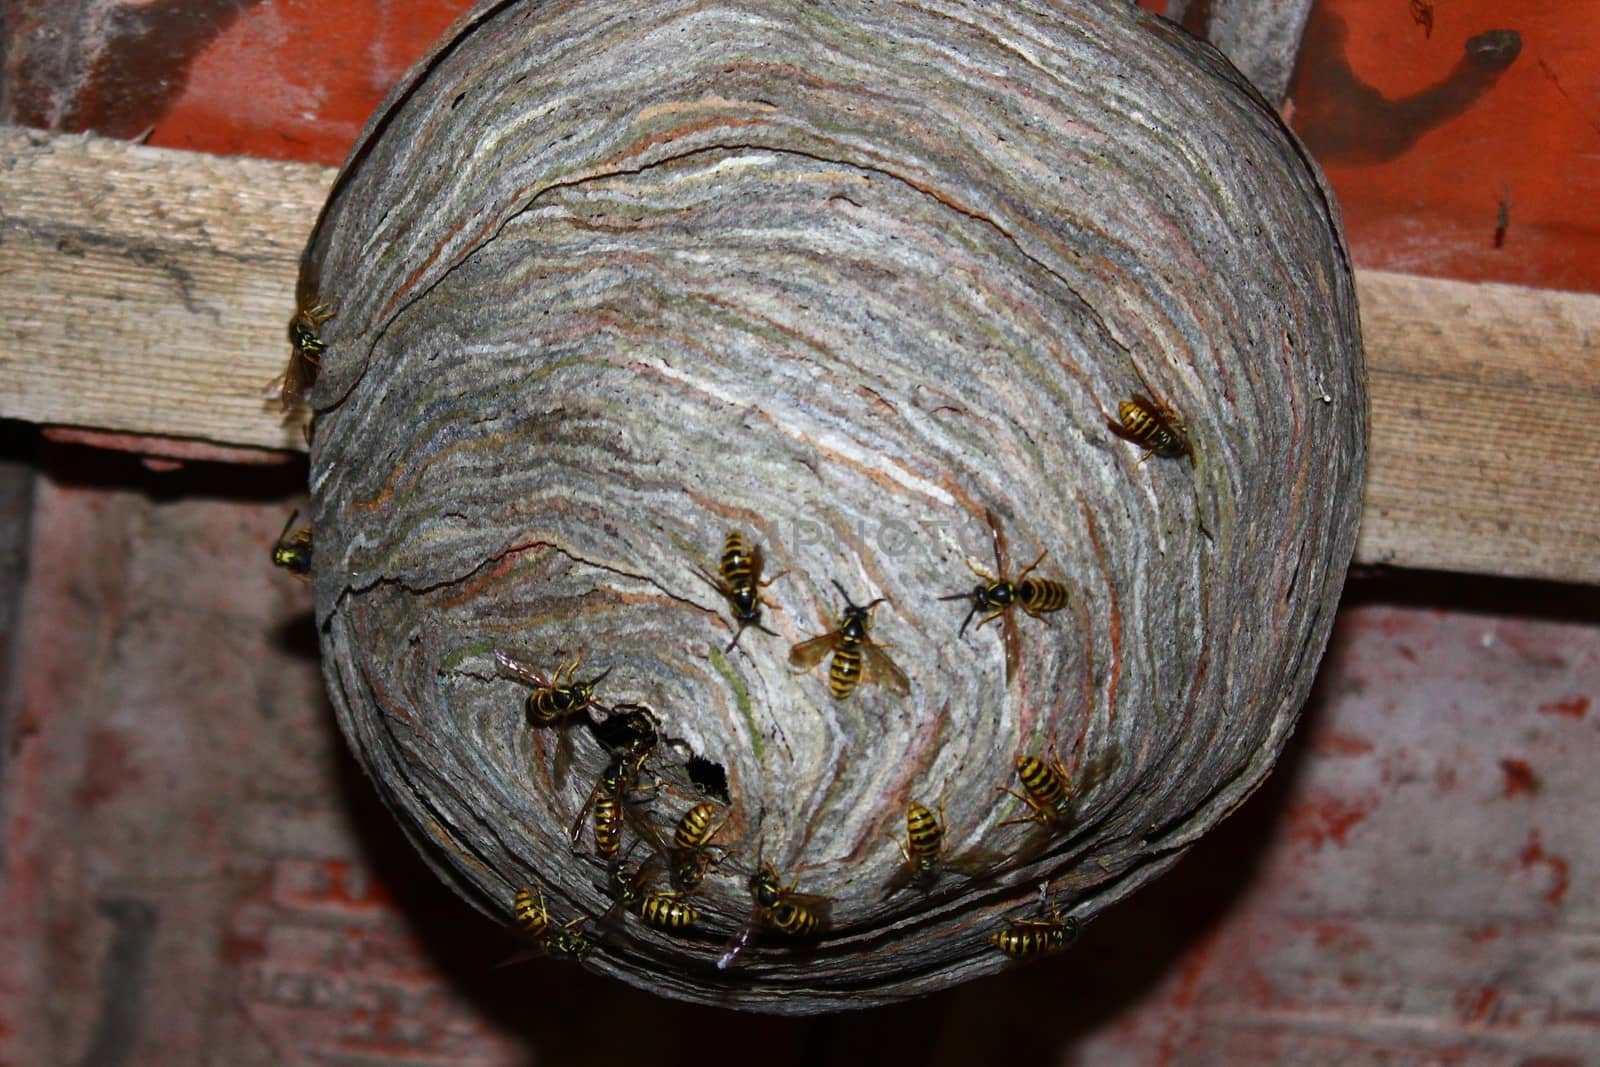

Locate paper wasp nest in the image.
[297,0,1364,1012]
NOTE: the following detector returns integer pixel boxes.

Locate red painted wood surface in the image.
[1,1,1596,1063]
[1289,0,1600,293]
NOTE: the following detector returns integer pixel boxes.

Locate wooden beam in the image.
[0,126,329,452]
[0,127,1595,584]
[1353,271,1599,583]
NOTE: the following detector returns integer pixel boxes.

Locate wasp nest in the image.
[295,0,1364,1012]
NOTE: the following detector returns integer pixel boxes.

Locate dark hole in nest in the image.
[685,756,731,804]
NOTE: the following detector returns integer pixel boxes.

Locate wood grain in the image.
[2,122,1595,588]
[1354,271,1600,584]
[0,126,327,451]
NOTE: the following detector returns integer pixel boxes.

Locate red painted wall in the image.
[1,2,1595,1063]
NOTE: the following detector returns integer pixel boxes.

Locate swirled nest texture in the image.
[297,0,1364,1012]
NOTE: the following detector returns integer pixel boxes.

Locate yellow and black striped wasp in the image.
[513,885,553,941]
[938,509,1067,684]
[496,648,613,786]
[882,797,1000,898]
[716,861,833,970]
[883,799,947,897]
[1107,392,1191,461]
[997,742,1117,839]
[508,885,594,962]
[789,581,910,701]
[270,511,313,578]
[990,885,1080,959]
[273,299,335,413]
[602,860,703,935]
[667,801,732,892]
[998,746,1074,831]
[570,750,652,862]
[494,649,612,727]
[541,917,596,961]
[599,858,657,921]
[595,851,700,934]
[633,889,702,934]
[696,530,785,652]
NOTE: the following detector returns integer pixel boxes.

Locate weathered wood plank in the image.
[0,127,1595,584]
[1354,271,1600,583]
[0,126,328,451]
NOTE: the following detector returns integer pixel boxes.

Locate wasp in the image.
[668,801,730,892]
[494,649,611,726]
[882,799,946,896]
[508,886,594,961]
[599,858,660,921]
[697,530,785,652]
[939,510,1067,683]
[1107,392,1191,461]
[882,797,1000,898]
[588,702,659,760]
[998,744,1117,836]
[991,887,1079,958]
[570,752,652,861]
[512,885,551,940]
[716,862,833,970]
[541,917,595,961]
[274,300,335,413]
[789,581,910,700]
[998,746,1073,831]
[635,891,701,932]
[271,510,313,577]
[597,858,700,933]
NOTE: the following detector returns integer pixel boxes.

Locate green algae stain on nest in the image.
[708,645,764,760]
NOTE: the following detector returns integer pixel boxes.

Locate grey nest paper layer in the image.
[298,0,1364,1012]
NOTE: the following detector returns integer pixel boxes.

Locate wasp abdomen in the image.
[1016,578,1068,615]
[906,801,944,865]
[1111,393,1190,458]
[770,900,822,936]
[674,802,722,850]
[828,649,864,699]
[512,886,549,939]
[1018,756,1068,809]
[990,917,1078,957]
[635,893,701,931]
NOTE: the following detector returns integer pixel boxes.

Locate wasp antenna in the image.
[276,509,301,541]
[955,604,979,636]
[829,578,853,605]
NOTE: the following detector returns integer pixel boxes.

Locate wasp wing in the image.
[1000,612,1020,687]
[716,918,760,970]
[880,859,919,899]
[788,632,837,671]
[984,507,1011,576]
[860,641,911,697]
[569,768,614,847]
[494,649,552,690]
